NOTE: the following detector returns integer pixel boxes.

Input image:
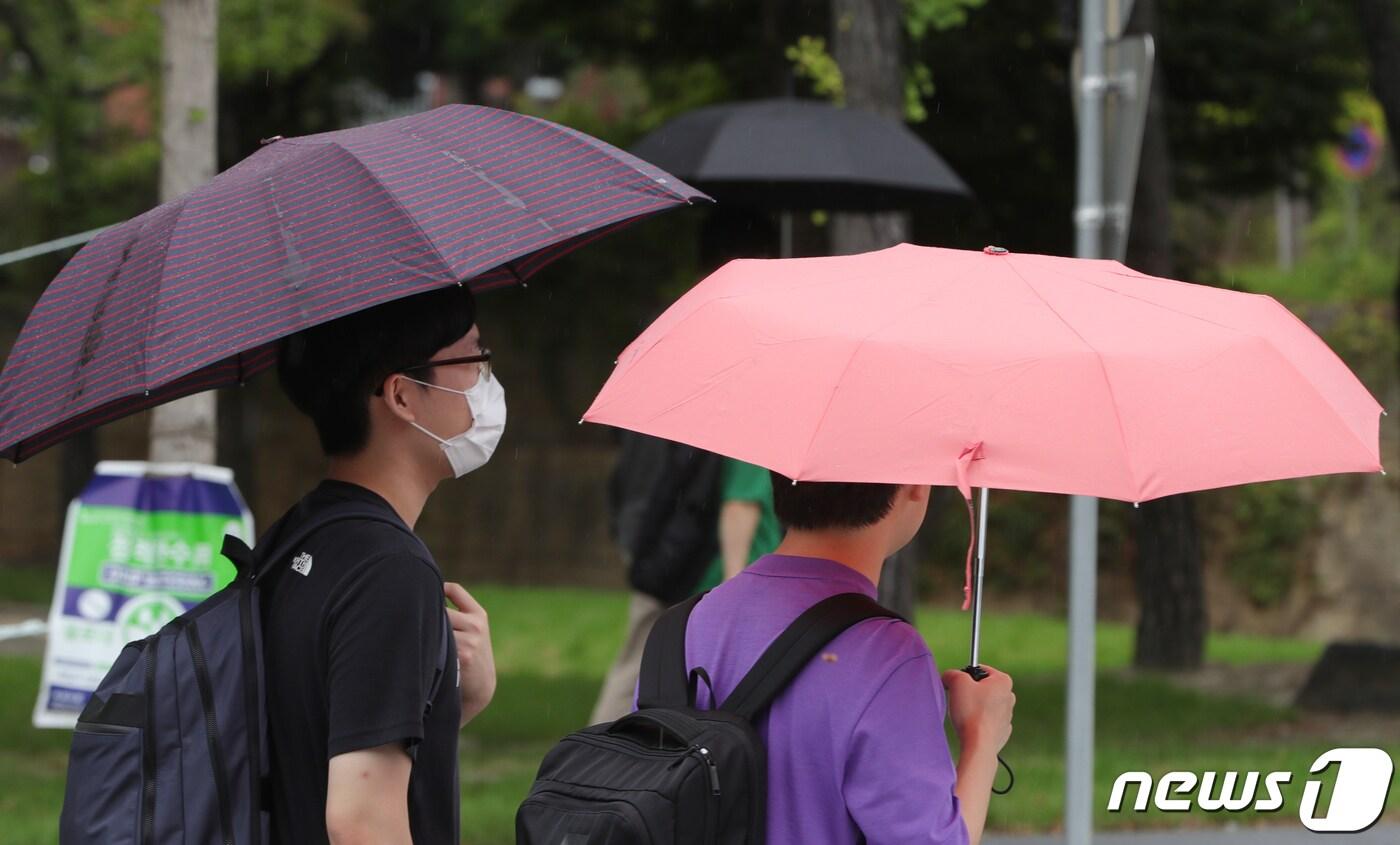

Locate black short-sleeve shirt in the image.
[260,481,460,844]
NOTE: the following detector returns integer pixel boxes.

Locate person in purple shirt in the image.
[679,473,1016,845]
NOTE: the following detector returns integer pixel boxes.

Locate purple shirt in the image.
[683,554,968,845]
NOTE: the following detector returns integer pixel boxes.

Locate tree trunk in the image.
[149,0,219,464]
[59,433,97,511]
[1126,0,1206,670]
[1132,495,1206,668]
[829,0,920,619]
[1354,0,1400,374]
[830,0,909,259]
[217,385,255,510]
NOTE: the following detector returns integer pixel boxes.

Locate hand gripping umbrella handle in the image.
[959,664,1015,796]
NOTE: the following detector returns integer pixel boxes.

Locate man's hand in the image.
[444,582,496,726]
[941,665,1015,845]
[942,664,1015,753]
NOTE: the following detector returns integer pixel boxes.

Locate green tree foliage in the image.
[784,0,987,122]
[787,35,844,103]
[0,0,161,316]
[903,0,985,39]
[1,0,1373,306]
[0,0,366,323]
[901,0,1367,257]
[901,0,985,122]
[904,0,1077,253]
[220,0,365,84]
[1157,0,1366,199]
[1206,481,1318,608]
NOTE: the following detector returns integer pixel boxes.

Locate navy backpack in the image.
[58,501,446,845]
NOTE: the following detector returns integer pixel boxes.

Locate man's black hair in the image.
[277,284,477,456]
[769,471,900,531]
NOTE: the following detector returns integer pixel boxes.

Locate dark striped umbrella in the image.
[0,105,707,462]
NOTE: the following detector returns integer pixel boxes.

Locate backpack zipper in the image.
[694,746,721,797]
[693,746,720,845]
[577,731,721,796]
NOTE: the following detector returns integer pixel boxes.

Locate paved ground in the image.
[0,603,47,656]
[985,825,1399,844]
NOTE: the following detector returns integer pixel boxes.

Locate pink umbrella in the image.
[584,243,1385,673]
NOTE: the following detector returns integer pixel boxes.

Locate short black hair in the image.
[277,285,477,456]
[769,471,900,531]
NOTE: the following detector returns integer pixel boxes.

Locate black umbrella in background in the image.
[632,97,972,254]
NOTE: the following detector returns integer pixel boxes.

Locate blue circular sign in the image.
[1337,123,1382,179]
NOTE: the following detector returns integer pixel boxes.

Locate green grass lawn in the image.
[1,585,1392,844]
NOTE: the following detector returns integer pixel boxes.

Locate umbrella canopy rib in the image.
[1000,258,1142,500]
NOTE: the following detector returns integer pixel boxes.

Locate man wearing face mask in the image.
[263,284,500,844]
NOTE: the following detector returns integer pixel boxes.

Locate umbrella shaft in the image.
[969,487,990,668]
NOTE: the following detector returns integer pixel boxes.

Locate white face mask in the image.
[405,371,507,478]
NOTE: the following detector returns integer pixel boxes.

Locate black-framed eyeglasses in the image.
[403,349,492,381]
[376,349,492,395]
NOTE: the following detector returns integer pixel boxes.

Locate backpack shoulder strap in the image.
[221,499,448,714]
[636,593,706,710]
[427,611,452,712]
[719,592,904,722]
[221,501,422,583]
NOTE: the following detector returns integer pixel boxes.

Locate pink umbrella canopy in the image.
[584,243,1384,503]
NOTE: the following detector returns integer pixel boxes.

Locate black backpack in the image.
[608,432,723,604]
[516,592,902,844]
[59,500,445,845]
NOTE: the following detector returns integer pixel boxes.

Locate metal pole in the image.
[780,211,794,258]
[1069,1,1106,843]
[1065,495,1099,845]
[1077,3,1106,260]
[969,487,990,667]
[0,227,109,268]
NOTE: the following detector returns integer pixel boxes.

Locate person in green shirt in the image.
[693,458,783,591]
[590,456,780,725]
